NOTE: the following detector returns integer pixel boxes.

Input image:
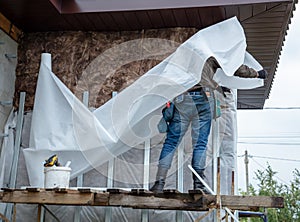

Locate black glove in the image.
[216,86,231,98]
[221,86,231,93]
[258,69,267,79]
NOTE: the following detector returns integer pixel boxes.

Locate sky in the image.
[236,5,300,191]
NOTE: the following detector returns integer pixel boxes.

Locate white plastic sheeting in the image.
[10,17,267,222]
[0,111,15,214]
[0,30,17,132]
[206,89,238,194]
[0,29,18,217]
[0,111,15,187]
[23,17,263,189]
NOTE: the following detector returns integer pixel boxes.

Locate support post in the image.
[189,165,240,222]
[244,150,249,194]
[8,92,25,188]
[211,118,219,222]
[105,159,114,222]
[216,157,221,222]
[12,204,16,222]
[176,140,184,222]
[74,91,89,222]
[231,171,235,196]
[231,171,235,222]
[5,92,25,221]
[142,139,150,222]
[37,205,42,222]
[105,91,117,222]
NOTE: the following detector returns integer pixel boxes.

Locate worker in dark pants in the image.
[150,57,266,193]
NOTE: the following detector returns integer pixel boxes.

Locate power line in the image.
[252,155,300,162]
[264,107,300,110]
[238,105,300,110]
[238,154,300,162]
[241,155,290,185]
[238,133,300,139]
[239,135,300,138]
[238,141,300,145]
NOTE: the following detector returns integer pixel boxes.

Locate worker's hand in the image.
[257,69,267,79]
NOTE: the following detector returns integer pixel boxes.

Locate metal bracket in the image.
[5,54,17,59]
[0,101,12,106]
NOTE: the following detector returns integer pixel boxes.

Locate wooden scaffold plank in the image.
[1,188,284,212]
[1,189,100,205]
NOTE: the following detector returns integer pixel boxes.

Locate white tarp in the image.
[23,17,263,187]
[0,110,15,214]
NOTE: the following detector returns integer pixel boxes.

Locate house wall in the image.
[5,27,237,222]
[11,28,205,222]
[15,28,197,111]
[0,29,17,148]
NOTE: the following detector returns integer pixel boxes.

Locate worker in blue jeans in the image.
[150,57,266,193]
[150,57,219,194]
[150,88,212,193]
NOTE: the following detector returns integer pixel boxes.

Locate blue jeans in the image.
[158,91,212,171]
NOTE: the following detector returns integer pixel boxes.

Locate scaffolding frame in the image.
[0,92,284,222]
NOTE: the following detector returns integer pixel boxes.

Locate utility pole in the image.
[244,150,249,194]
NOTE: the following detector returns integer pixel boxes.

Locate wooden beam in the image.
[0,188,284,212]
[0,12,22,42]
[217,195,283,210]
[0,212,10,222]
[2,189,98,205]
[108,192,206,210]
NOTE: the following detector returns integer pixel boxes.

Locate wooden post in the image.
[37,205,42,222]
[12,204,16,222]
[231,171,235,195]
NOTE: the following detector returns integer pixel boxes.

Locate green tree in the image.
[240,164,300,222]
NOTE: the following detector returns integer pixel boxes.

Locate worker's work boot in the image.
[150,167,168,193]
[193,170,210,194]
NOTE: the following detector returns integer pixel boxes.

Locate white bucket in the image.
[44,166,71,188]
